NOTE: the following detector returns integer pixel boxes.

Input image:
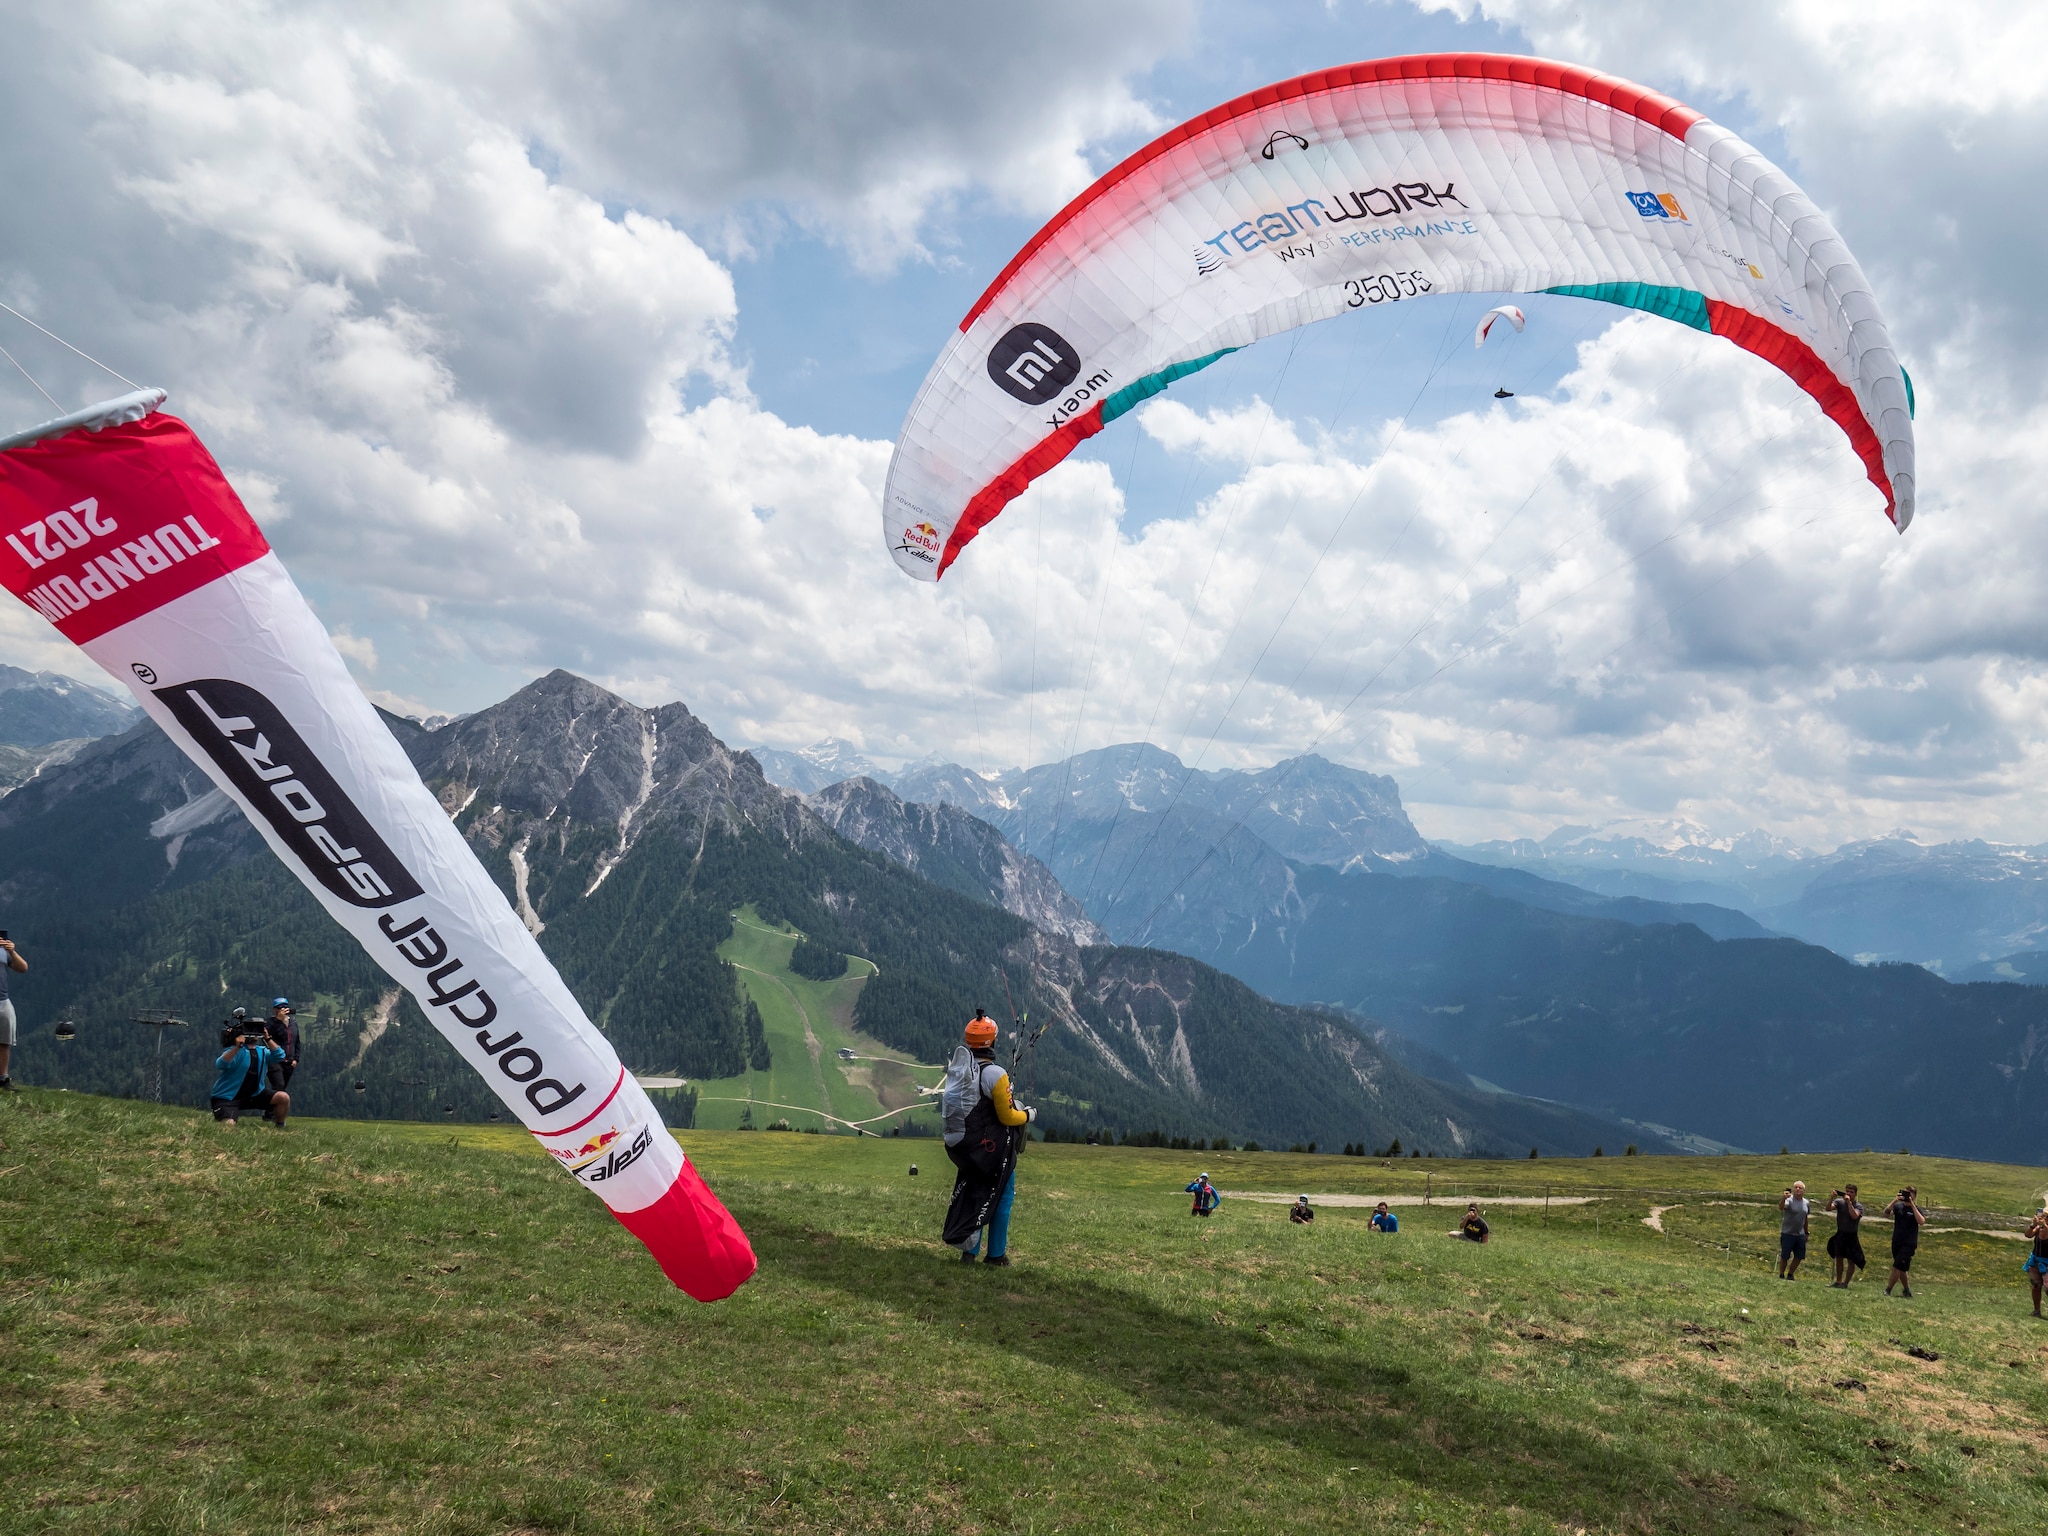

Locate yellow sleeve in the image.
[988,1069,1028,1127]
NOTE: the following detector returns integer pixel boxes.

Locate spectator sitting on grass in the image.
[211,1018,288,1129]
[1450,1203,1489,1243]
[1369,1201,1398,1233]
[1289,1194,1314,1225]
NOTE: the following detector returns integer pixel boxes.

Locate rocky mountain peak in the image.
[807,775,1106,945]
[409,670,813,923]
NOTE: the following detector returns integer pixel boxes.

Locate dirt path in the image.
[1644,1204,1679,1232]
[1232,1192,1600,1208]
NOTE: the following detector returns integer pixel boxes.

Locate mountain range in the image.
[1445,822,2048,976]
[0,672,1653,1157]
[0,664,138,793]
[750,741,2048,1161]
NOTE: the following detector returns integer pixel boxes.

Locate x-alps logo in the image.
[155,678,424,909]
[987,323,1081,405]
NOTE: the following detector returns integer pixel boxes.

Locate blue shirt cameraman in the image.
[211,1009,288,1128]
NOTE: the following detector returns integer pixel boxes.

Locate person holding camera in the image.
[1778,1181,1811,1279]
[2024,1203,2048,1318]
[211,1013,289,1129]
[0,930,27,1092]
[263,997,300,1090]
[1885,1186,1927,1298]
[1825,1184,1866,1288]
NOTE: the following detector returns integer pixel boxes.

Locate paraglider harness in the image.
[941,1046,1013,1178]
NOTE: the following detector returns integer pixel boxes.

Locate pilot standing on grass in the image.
[940,1011,1034,1266]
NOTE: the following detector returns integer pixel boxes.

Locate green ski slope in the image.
[683,907,943,1134]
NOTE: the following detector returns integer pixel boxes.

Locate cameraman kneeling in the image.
[211,1016,289,1129]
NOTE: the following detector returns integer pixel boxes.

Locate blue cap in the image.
[272,997,289,1008]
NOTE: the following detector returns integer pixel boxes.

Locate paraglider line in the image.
[1075,330,1308,906]
[1101,293,1471,915]
[0,341,60,412]
[1393,498,1859,801]
[0,302,142,392]
[1122,431,1853,944]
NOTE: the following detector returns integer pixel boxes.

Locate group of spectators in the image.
[1775,1179,1930,1296]
[1196,1173,2048,1314]
[209,998,300,1129]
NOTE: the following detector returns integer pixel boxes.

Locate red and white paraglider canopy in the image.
[882,54,1915,582]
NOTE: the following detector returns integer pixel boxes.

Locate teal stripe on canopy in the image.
[1544,282,1710,332]
[1099,348,1238,425]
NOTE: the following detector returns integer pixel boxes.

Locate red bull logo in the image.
[549,1126,621,1170]
[895,521,941,565]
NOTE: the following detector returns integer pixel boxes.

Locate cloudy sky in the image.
[0,0,2043,849]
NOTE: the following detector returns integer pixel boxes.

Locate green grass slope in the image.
[688,908,943,1134]
[8,1090,2048,1534]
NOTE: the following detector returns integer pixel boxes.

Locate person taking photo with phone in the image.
[0,931,28,1092]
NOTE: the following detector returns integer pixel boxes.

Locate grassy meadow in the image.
[6,1088,2048,1533]
[685,909,943,1136]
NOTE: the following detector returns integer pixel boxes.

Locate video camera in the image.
[220,1008,266,1049]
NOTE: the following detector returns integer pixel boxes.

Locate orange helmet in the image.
[964,1011,997,1048]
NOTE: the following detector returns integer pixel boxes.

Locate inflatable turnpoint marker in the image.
[0,391,755,1300]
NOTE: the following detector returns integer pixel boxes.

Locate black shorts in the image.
[1780,1233,1807,1261]
[1827,1232,1866,1267]
[211,1092,280,1121]
[1891,1246,1916,1272]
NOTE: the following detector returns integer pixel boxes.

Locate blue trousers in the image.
[966,1166,1016,1259]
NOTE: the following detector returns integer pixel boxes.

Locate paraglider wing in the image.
[882,53,1915,582]
[1475,304,1526,349]
[0,394,756,1301]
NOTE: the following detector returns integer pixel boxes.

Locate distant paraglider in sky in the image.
[1474,304,1526,349]
[882,54,1916,584]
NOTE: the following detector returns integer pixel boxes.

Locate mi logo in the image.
[987,322,1081,405]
